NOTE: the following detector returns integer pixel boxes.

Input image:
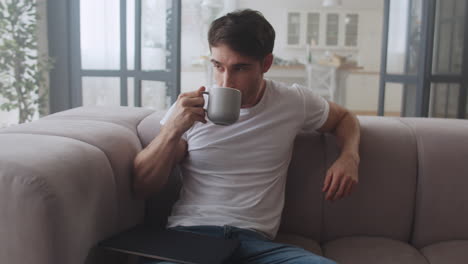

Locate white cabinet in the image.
[286,10,359,49]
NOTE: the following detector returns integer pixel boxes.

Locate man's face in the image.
[210,44,268,108]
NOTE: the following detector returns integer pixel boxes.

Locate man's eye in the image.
[235,67,246,71]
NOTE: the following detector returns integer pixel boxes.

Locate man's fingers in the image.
[181,97,205,107]
[195,86,206,97]
[179,86,206,99]
[326,176,340,200]
[323,170,333,192]
[188,107,206,118]
[345,181,355,197]
[333,178,349,201]
[194,115,207,124]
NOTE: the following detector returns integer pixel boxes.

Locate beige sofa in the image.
[1,106,467,264]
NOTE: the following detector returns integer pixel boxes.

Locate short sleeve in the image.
[160,103,188,140]
[160,103,176,126]
[295,84,330,133]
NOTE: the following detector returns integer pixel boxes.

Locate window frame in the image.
[47,0,181,112]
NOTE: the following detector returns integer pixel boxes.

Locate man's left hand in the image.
[322,154,359,201]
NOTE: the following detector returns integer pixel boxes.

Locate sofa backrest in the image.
[403,118,468,249]
[278,132,326,242]
[137,112,468,248]
[319,116,419,244]
[137,113,419,242]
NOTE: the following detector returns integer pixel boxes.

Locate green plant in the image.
[0,0,53,123]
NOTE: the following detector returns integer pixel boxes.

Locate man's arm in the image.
[133,131,187,199]
[318,101,360,201]
[133,87,207,199]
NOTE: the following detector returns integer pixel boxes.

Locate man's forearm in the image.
[133,127,184,199]
[334,111,360,162]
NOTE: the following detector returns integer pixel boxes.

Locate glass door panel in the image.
[380,0,467,118]
[82,77,120,106]
[384,83,404,116]
[141,0,169,71]
[386,0,422,75]
[429,83,460,118]
[127,0,135,70]
[141,80,170,110]
[432,0,465,74]
[406,0,422,74]
[386,0,409,74]
[80,0,120,70]
[128,78,135,107]
[74,0,180,109]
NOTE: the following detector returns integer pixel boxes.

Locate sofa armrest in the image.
[0,133,118,264]
[0,106,154,264]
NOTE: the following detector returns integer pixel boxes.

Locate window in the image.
[47,0,181,112]
[429,83,460,118]
[379,0,468,118]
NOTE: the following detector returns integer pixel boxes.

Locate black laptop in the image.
[98,224,240,264]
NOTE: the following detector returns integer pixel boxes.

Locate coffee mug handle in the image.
[201,91,209,111]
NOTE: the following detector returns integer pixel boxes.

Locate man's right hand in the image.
[163,86,207,138]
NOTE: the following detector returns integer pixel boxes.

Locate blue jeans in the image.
[140,225,337,264]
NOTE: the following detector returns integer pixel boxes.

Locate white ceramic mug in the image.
[202,87,241,126]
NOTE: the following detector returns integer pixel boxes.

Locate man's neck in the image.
[241,79,266,108]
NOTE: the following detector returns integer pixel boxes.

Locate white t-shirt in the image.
[160,79,329,239]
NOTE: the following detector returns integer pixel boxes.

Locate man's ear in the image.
[262,53,274,73]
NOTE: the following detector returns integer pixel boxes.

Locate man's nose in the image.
[222,72,235,88]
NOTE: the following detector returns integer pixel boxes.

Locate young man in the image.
[134,9,360,264]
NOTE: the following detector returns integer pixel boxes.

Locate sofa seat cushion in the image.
[274,232,323,256]
[322,236,428,264]
[420,240,468,264]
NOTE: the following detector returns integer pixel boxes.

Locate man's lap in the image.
[140,225,336,264]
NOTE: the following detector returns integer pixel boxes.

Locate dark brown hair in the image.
[208,9,275,61]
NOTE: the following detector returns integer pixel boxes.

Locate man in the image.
[134,9,360,264]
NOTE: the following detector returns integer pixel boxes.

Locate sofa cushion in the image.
[322,236,428,264]
[136,110,166,148]
[274,232,323,256]
[420,240,468,264]
[402,118,468,248]
[322,117,418,243]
